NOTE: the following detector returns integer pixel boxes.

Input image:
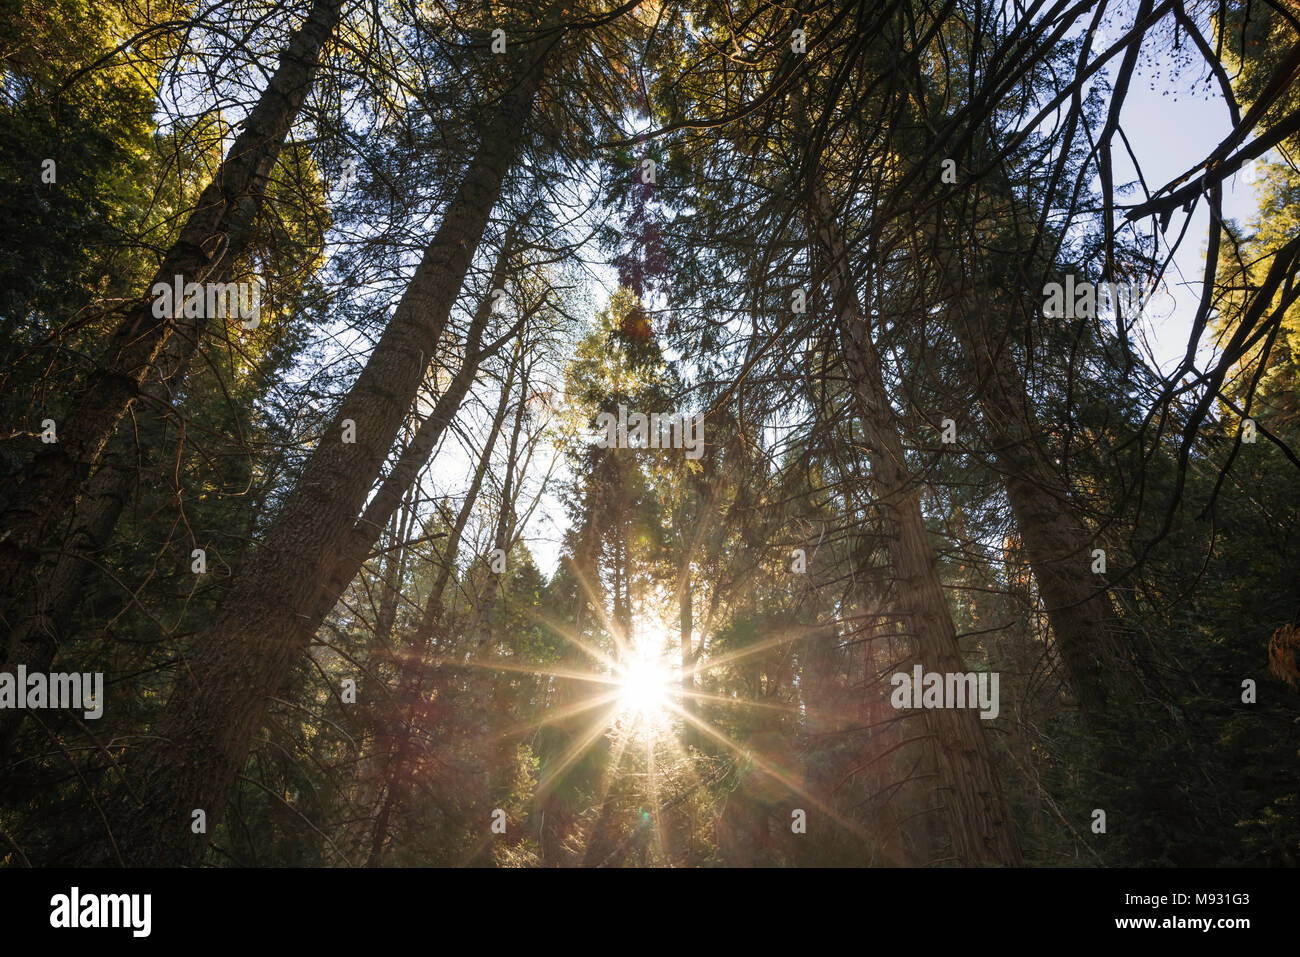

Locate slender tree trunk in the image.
[475,359,529,643]
[967,321,1129,717]
[363,351,519,866]
[678,563,692,695]
[94,52,548,866]
[0,0,346,606]
[373,478,419,649]
[0,305,211,756]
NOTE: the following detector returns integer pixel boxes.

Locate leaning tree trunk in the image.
[0,302,217,757]
[922,169,1136,719]
[0,0,346,611]
[967,316,1131,717]
[94,50,549,867]
[304,231,517,639]
[807,179,1021,866]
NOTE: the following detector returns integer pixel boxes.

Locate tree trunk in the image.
[306,231,516,638]
[967,322,1130,717]
[924,163,1135,718]
[363,351,520,866]
[0,306,211,756]
[807,179,1021,866]
[475,358,529,643]
[94,52,548,867]
[373,477,420,649]
[0,0,345,605]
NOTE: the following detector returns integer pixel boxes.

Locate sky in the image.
[1107,24,1264,373]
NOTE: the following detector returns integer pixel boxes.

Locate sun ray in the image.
[428,654,621,686]
[662,700,875,843]
[645,724,667,864]
[514,603,621,672]
[533,700,622,802]
[679,624,820,683]
[676,687,815,716]
[561,555,633,661]
[441,608,866,863]
[492,688,622,740]
[576,727,635,865]
[676,686,862,729]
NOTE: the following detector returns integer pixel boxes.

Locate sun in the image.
[616,646,671,718]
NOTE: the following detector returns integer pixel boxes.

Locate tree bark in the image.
[807,181,1022,866]
[306,231,517,638]
[94,51,548,866]
[0,0,346,607]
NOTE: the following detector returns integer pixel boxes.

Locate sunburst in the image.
[433,561,872,858]
[613,640,672,720]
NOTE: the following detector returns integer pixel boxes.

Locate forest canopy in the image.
[0,0,1297,868]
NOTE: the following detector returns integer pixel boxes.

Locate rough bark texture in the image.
[94,53,547,866]
[809,183,1021,866]
[305,233,515,638]
[0,0,346,608]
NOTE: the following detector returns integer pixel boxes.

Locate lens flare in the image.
[616,648,670,717]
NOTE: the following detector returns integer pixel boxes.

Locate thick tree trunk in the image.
[306,233,515,638]
[808,181,1021,866]
[0,0,345,605]
[94,52,547,866]
[924,170,1134,717]
[839,304,1020,866]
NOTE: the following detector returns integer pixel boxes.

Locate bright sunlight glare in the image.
[615,644,671,719]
